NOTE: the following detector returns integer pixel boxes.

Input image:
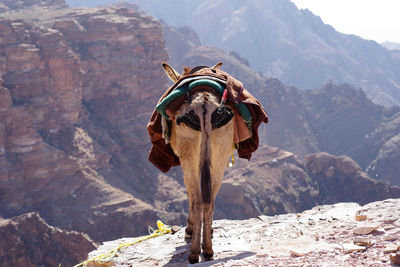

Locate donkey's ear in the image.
[162,62,181,82]
[211,62,223,70]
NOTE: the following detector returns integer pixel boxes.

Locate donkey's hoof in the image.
[188,253,199,264]
[185,227,193,240]
[185,226,193,235]
[203,249,214,260]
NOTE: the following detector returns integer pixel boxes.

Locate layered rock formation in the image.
[0,3,181,245]
[0,212,96,266]
[84,198,400,266]
[1,1,400,266]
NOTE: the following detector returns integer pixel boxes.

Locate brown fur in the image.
[169,90,234,263]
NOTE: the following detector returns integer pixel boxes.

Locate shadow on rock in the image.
[165,247,255,266]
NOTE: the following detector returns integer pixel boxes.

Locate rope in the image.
[74,220,172,267]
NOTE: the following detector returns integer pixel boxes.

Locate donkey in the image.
[161,62,235,263]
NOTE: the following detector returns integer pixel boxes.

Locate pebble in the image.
[353,237,373,246]
[353,224,380,235]
[355,212,367,222]
[384,244,399,254]
[390,252,400,264]
[383,235,398,241]
[383,215,398,224]
[290,249,310,257]
[384,225,395,231]
[342,243,366,254]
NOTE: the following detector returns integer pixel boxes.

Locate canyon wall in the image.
[1,2,400,266]
[0,5,181,244]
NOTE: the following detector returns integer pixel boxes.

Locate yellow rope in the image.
[74,220,172,267]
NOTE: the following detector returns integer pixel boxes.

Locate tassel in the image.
[220,89,228,106]
[228,143,238,167]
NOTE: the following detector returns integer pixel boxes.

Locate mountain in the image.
[1,1,400,265]
[161,26,400,187]
[381,41,400,51]
[0,0,66,11]
[111,0,400,106]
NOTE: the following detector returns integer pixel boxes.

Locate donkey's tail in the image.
[200,94,212,204]
[200,158,212,204]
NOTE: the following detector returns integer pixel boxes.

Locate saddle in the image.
[147,66,268,172]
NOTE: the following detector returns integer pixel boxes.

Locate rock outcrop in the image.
[0,212,96,266]
[214,145,400,219]
[305,152,400,205]
[216,145,318,219]
[84,198,400,266]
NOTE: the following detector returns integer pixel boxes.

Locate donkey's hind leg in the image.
[187,194,202,264]
[202,201,214,260]
[185,197,193,239]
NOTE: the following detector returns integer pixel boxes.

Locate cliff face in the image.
[0,5,181,245]
[0,18,85,214]
[365,112,400,186]
[50,7,169,199]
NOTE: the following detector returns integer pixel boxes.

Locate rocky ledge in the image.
[84,198,400,266]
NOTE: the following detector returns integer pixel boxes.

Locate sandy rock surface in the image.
[85,198,400,266]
